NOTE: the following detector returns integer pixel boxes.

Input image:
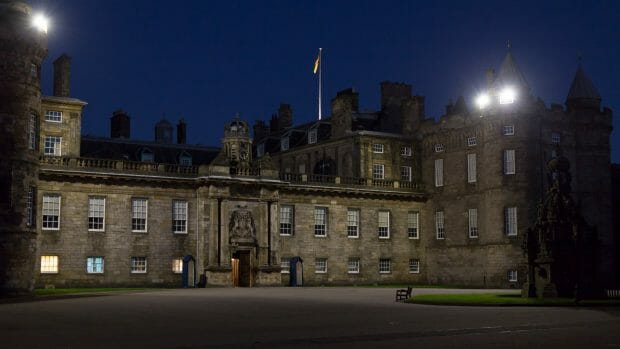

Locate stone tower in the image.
[223,116,252,167]
[0,1,48,296]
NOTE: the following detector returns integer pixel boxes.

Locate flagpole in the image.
[318,47,322,120]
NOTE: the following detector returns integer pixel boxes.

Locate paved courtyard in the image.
[1,287,619,348]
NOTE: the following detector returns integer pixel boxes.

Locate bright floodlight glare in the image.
[475,93,490,109]
[499,87,516,105]
[32,13,49,33]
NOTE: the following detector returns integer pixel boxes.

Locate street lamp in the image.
[32,13,49,33]
[476,93,490,110]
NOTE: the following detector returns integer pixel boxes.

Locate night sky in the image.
[31,0,619,162]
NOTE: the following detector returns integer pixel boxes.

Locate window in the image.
[131,257,147,273]
[28,114,37,150]
[298,163,306,174]
[378,211,390,239]
[88,197,105,231]
[401,146,412,157]
[280,205,294,236]
[42,194,60,230]
[44,136,62,156]
[26,187,35,227]
[87,256,104,274]
[409,259,420,274]
[407,211,419,239]
[314,207,327,237]
[467,137,477,147]
[372,143,384,153]
[30,63,38,79]
[467,153,477,183]
[315,258,327,273]
[280,258,290,274]
[40,256,58,273]
[508,270,518,282]
[131,198,148,232]
[468,209,478,238]
[379,259,391,273]
[172,200,188,234]
[372,164,384,180]
[435,211,445,239]
[434,144,444,152]
[140,149,153,162]
[503,125,514,136]
[505,207,518,236]
[44,110,62,122]
[179,154,192,166]
[308,129,317,144]
[504,149,516,175]
[172,258,183,273]
[346,209,359,238]
[551,132,561,144]
[434,159,444,187]
[400,166,412,182]
[348,258,360,274]
[281,137,289,151]
[257,143,265,157]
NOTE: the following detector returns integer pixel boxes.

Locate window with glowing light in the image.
[40,256,58,273]
[87,256,104,274]
[280,258,290,274]
[172,258,183,274]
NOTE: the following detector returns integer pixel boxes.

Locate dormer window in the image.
[281,137,289,151]
[434,144,444,153]
[140,148,154,162]
[372,143,384,153]
[308,129,317,144]
[179,152,192,166]
[400,146,412,157]
[257,143,265,157]
[551,132,561,144]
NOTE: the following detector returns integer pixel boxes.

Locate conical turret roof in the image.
[494,51,529,91]
[566,64,601,101]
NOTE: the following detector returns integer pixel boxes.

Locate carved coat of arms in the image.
[229,206,256,241]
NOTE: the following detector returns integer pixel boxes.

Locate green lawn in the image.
[35,288,151,296]
[406,293,620,306]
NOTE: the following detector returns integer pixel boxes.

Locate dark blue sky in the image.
[32,0,619,162]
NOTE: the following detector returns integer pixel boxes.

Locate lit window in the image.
[400,166,412,182]
[551,132,561,144]
[280,205,294,236]
[407,211,419,239]
[40,255,58,273]
[30,63,38,79]
[44,110,62,122]
[172,258,183,274]
[26,187,36,227]
[132,198,148,232]
[372,143,384,153]
[435,211,445,239]
[28,114,37,150]
[468,208,478,238]
[347,209,359,238]
[467,137,477,147]
[379,259,391,273]
[505,207,518,236]
[372,164,384,180]
[434,144,444,152]
[504,149,516,175]
[508,270,518,282]
[280,258,290,274]
[499,88,516,104]
[257,143,265,157]
[409,259,420,274]
[401,146,412,157]
[434,159,444,187]
[348,258,360,274]
[503,125,514,136]
[140,149,153,162]
[281,137,289,151]
[44,136,62,156]
[467,153,477,183]
[172,200,188,234]
[42,194,60,230]
[88,197,105,231]
[87,256,104,274]
[378,211,390,239]
[315,258,327,273]
[131,257,147,273]
[308,129,317,144]
[180,154,192,166]
[314,207,327,237]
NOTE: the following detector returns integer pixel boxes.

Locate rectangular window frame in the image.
[435,211,445,240]
[505,206,518,236]
[44,110,62,123]
[280,205,294,236]
[257,143,265,157]
[314,207,328,237]
[26,186,36,227]
[434,144,445,152]
[44,135,62,156]
[280,258,290,274]
[40,255,59,274]
[434,159,444,187]
[409,259,420,274]
[372,164,385,180]
[467,153,477,183]
[378,211,390,239]
[508,270,518,282]
[407,211,419,239]
[314,258,327,274]
[130,256,147,274]
[28,113,37,150]
[172,200,188,234]
[86,256,105,274]
[88,197,106,232]
[400,166,412,182]
[503,125,515,136]
[281,137,289,151]
[468,208,478,238]
[346,209,360,238]
[172,258,183,274]
[131,198,148,233]
[308,129,317,144]
[504,149,516,175]
[372,143,384,153]
[42,194,61,230]
[467,137,477,147]
[400,146,412,157]
[551,132,561,144]
[379,258,391,274]
[348,258,360,274]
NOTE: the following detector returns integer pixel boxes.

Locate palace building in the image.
[0,1,615,294]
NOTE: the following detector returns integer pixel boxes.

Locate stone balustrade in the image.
[279,172,422,191]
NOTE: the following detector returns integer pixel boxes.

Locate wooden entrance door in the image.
[231,258,239,287]
[238,251,251,287]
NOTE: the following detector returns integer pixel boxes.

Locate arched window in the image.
[140,148,154,162]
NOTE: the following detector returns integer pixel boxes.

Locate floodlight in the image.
[499,87,516,105]
[32,13,49,33]
[475,93,490,109]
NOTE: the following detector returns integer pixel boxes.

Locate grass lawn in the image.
[35,288,152,296]
[407,293,620,306]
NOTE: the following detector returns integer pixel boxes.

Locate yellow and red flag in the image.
[313,50,321,74]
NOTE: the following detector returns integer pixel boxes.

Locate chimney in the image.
[278,103,293,129]
[110,110,130,138]
[177,118,187,144]
[253,120,269,141]
[269,113,279,134]
[53,54,71,97]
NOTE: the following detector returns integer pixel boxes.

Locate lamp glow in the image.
[475,93,490,109]
[499,87,516,104]
[32,13,49,33]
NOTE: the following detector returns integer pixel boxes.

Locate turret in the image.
[0,0,48,296]
[565,64,601,112]
[223,115,252,167]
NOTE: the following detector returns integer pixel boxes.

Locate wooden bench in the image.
[395,286,413,301]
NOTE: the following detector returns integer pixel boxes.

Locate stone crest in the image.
[229,205,256,241]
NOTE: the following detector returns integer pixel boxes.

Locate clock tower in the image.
[222,115,252,167]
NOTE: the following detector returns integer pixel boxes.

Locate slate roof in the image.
[494,51,529,91]
[567,64,601,101]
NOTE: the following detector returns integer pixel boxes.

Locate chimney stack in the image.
[53,54,71,97]
[177,118,187,144]
[110,110,131,138]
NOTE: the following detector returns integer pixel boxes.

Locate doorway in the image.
[182,255,196,288]
[232,250,252,287]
